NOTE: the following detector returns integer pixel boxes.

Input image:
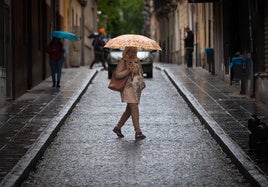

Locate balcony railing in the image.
[154,0,178,16]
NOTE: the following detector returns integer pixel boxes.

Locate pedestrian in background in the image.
[90,33,107,70]
[230,51,244,69]
[229,51,246,94]
[184,26,194,67]
[47,37,65,88]
[112,46,146,140]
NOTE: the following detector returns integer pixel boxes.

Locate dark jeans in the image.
[49,58,63,83]
[90,50,107,69]
[185,48,193,67]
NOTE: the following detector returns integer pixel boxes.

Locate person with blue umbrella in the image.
[50,31,79,41]
[46,37,65,88]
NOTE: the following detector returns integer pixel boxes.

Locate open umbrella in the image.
[104,34,161,51]
[50,31,79,41]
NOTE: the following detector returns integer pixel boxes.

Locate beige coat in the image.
[115,59,145,104]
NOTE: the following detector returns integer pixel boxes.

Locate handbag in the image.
[108,71,128,92]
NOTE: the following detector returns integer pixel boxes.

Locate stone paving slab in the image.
[0,67,98,186]
[155,63,268,186]
[22,70,249,186]
[1,63,268,186]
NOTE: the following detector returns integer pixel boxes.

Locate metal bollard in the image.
[256,122,268,161]
[248,115,268,161]
[248,115,261,153]
[256,122,268,140]
[248,114,260,133]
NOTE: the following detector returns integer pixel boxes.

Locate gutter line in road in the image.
[157,65,268,187]
[0,69,99,187]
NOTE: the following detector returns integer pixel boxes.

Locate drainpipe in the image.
[52,0,56,29]
[248,0,255,97]
[0,1,3,66]
[80,0,87,66]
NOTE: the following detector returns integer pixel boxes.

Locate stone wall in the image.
[255,74,268,105]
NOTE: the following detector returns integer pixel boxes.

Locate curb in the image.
[156,65,268,187]
[0,70,98,187]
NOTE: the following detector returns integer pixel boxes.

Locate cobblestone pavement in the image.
[154,63,268,185]
[22,70,249,186]
[0,67,98,186]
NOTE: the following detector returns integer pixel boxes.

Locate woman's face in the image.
[128,48,137,58]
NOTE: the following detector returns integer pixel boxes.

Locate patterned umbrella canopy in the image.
[104,34,161,51]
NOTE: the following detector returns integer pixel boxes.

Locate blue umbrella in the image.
[50,31,79,41]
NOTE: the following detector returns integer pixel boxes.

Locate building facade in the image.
[0,0,97,107]
[153,0,268,104]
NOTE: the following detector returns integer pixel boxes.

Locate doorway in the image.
[0,1,12,106]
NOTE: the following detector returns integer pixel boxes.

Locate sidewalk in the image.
[0,67,98,186]
[155,63,268,186]
[1,63,268,186]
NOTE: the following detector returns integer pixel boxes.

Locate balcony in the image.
[79,0,87,6]
[154,0,178,16]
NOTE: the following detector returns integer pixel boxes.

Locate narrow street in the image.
[22,69,249,186]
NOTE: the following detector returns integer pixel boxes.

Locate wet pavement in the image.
[0,67,98,186]
[155,63,268,186]
[0,63,267,186]
[22,70,248,186]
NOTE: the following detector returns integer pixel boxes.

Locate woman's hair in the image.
[122,47,138,61]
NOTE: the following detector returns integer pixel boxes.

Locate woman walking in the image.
[47,37,65,87]
[112,47,146,140]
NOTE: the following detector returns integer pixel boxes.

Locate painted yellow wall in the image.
[196,3,214,67]
[61,0,69,31]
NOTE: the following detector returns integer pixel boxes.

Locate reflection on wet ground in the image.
[156,63,268,177]
[0,67,97,182]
